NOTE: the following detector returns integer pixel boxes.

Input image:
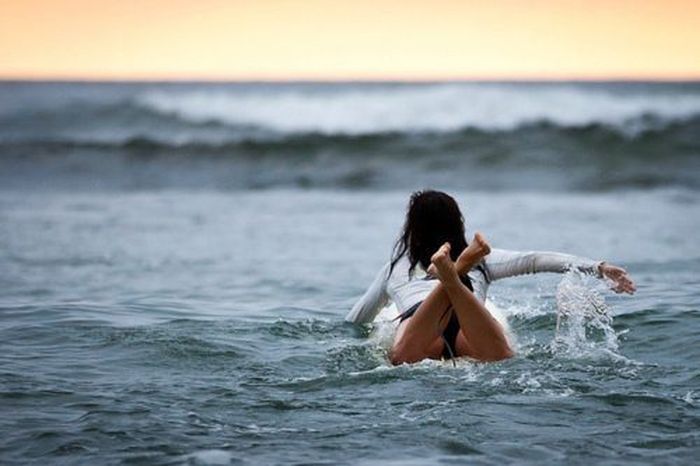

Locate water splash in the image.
[552,270,620,357]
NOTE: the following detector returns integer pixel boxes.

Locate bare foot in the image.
[455,232,491,274]
[430,242,460,286]
[427,233,491,277]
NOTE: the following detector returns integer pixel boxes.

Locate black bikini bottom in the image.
[397,301,460,360]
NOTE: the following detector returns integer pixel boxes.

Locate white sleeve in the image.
[484,248,603,282]
[345,262,391,324]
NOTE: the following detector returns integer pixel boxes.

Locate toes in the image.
[476,233,491,251]
[436,243,450,257]
[467,232,491,257]
[431,243,453,265]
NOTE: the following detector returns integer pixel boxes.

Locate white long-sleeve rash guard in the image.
[345,248,603,324]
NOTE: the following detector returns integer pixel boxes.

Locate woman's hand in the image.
[599,262,636,294]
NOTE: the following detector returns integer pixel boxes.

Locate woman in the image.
[346,190,636,364]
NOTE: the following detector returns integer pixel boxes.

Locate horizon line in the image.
[2,75,700,84]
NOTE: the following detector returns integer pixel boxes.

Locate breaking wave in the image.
[1,81,699,191]
[134,82,700,135]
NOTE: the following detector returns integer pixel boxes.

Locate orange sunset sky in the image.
[1,0,699,81]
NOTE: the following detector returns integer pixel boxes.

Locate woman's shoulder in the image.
[388,255,427,282]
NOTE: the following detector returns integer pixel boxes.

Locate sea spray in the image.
[553,270,619,357]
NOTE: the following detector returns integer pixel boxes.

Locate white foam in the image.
[683,391,697,405]
[136,84,700,135]
[186,449,233,465]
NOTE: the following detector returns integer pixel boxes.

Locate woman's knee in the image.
[388,343,407,365]
[388,342,421,365]
[389,350,405,366]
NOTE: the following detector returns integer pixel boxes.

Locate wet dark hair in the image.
[389,190,469,276]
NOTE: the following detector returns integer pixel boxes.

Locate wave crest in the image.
[135,83,700,135]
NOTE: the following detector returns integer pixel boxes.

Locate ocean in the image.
[1,81,699,465]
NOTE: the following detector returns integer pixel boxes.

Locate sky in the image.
[0,0,699,81]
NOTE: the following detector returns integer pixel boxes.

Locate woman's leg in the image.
[389,236,490,364]
[390,286,452,364]
[431,243,513,362]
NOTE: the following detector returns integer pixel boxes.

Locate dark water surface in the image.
[1,82,700,465]
[1,190,699,465]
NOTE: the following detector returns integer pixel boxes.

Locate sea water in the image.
[1,82,699,464]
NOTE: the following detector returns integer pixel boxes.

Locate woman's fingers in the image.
[613,275,636,294]
[620,273,636,293]
[601,263,636,295]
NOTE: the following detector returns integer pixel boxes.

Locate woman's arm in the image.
[484,248,635,294]
[484,248,603,279]
[345,262,391,324]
